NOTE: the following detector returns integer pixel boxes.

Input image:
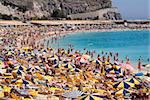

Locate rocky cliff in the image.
[0,0,122,20]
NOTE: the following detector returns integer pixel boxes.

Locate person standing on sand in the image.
[47,40,50,48]
[137,59,142,71]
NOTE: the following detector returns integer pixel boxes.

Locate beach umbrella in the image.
[3,73,13,78]
[53,64,62,68]
[23,47,32,51]
[17,89,31,97]
[113,89,130,96]
[0,68,6,74]
[143,82,150,88]
[12,70,26,76]
[143,64,150,68]
[0,61,5,68]
[104,61,110,65]
[11,79,32,85]
[134,72,144,77]
[7,51,13,55]
[106,67,123,76]
[70,68,81,72]
[49,87,62,94]
[92,60,102,65]
[28,90,38,97]
[145,64,150,68]
[119,63,134,72]
[62,90,84,99]
[44,76,53,81]
[107,68,122,75]
[142,76,150,82]
[49,55,58,61]
[79,93,105,100]
[14,65,27,71]
[113,81,134,89]
[82,55,91,60]
[0,57,4,61]
[24,98,32,100]
[26,66,41,72]
[63,63,75,69]
[76,56,88,64]
[0,91,4,98]
[3,86,12,93]
[125,78,140,85]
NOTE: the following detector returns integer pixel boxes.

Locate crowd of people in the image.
[0,24,150,100]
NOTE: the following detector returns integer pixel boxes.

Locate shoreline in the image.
[36,28,150,46]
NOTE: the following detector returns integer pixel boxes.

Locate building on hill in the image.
[67,7,122,20]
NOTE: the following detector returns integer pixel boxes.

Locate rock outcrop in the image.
[0,0,122,20]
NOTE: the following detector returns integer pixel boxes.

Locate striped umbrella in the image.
[12,70,26,76]
[113,89,131,96]
[63,63,75,69]
[70,68,81,72]
[79,93,105,100]
[26,66,41,72]
[14,65,27,71]
[11,79,32,85]
[113,81,134,89]
[106,68,123,76]
[62,90,83,99]
[53,64,62,68]
[49,55,58,61]
[125,78,140,85]
[92,60,102,65]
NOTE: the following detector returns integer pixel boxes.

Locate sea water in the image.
[49,30,150,66]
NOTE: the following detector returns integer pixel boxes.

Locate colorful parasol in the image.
[113,81,134,89]
[62,90,83,99]
[79,93,105,100]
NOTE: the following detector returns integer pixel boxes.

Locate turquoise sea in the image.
[49,30,150,66]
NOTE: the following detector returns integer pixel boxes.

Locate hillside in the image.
[0,0,122,20]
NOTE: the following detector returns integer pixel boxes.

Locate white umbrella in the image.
[145,64,150,68]
[62,90,83,99]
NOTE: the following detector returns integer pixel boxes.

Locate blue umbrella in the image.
[0,56,4,61]
[135,72,144,76]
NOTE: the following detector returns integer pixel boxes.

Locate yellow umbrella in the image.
[3,73,13,78]
[14,65,27,71]
[79,93,105,100]
[12,70,26,76]
[92,60,102,65]
[0,61,5,68]
[125,78,140,85]
[105,61,110,65]
[36,73,43,80]
[44,76,53,81]
[3,86,11,92]
[11,93,20,100]
[113,81,134,89]
[92,89,106,94]
[28,90,38,97]
[24,98,32,100]
[49,87,61,91]
[114,89,131,96]
[11,79,32,86]
[0,91,4,98]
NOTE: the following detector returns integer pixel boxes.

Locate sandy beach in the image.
[0,20,150,100]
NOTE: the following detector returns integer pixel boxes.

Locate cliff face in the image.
[0,0,122,20]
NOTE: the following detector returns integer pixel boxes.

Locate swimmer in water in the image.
[147,58,149,62]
